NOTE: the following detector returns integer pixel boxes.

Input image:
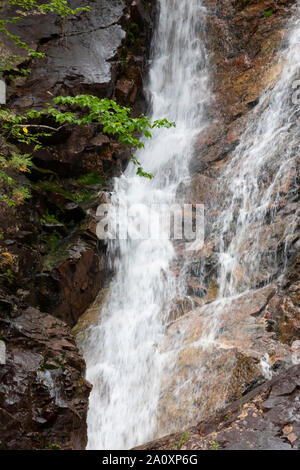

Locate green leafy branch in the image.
[0,94,176,179]
[8,0,91,18]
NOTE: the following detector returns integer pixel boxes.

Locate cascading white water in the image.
[79,0,300,449]
[155,2,300,433]
[177,3,300,355]
[216,8,300,300]
[80,0,210,450]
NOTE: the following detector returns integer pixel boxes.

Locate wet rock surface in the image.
[0,307,91,450]
[0,0,155,325]
[135,363,300,450]
[158,0,300,447]
[0,0,299,451]
[156,285,294,436]
[4,0,148,107]
[0,0,155,449]
[190,0,298,180]
[267,254,300,345]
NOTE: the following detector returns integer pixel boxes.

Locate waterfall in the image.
[155,2,300,433]
[216,10,300,300]
[202,3,300,343]
[80,0,210,450]
[79,0,300,449]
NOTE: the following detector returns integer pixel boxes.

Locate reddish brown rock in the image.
[0,0,156,324]
[114,77,136,104]
[0,308,91,450]
[35,235,111,327]
[135,363,300,450]
[156,285,293,436]
[191,0,298,176]
[267,254,300,344]
[0,0,157,450]
[188,174,215,205]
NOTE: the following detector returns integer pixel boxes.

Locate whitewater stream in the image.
[79,0,299,450]
[81,0,210,450]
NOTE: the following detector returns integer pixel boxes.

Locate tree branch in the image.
[12,124,65,132]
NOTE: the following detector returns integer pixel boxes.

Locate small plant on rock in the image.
[210,439,220,450]
[45,442,61,450]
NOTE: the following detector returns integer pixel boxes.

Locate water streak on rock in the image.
[80,0,211,450]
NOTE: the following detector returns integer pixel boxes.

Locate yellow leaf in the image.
[23,127,28,134]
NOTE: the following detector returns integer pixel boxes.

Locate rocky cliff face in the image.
[0,308,91,450]
[0,0,155,450]
[1,0,299,451]
[136,363,300,450]
[154,0,300,443]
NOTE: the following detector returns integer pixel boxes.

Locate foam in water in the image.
[158,2,300,428]
[203,3,300,343]
[80,0,210,450]
[260,354,273,380]
[80,0,300,449]
[216,13,300,299]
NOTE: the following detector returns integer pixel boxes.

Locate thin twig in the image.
[12,124,64,132]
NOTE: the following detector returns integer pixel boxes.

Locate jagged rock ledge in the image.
[135,363,300,450]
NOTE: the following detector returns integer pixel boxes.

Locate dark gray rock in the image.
[0,308,91,450]
[4,0,127,107]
